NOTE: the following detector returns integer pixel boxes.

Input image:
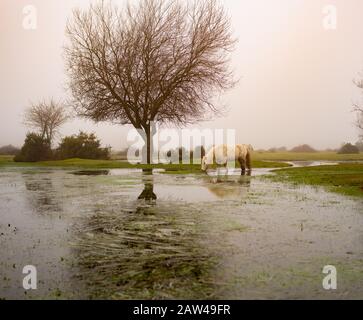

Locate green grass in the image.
[271,164,363,198]
[253,151,363,161]
[0,156,289,174]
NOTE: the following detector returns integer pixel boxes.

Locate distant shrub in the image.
[0,145,20,155]
[290,144,317,153]
[55,131,110,160]
[338,143,360,155]
[14,133,52,162]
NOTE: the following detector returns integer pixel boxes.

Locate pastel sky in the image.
[1,0,363,150]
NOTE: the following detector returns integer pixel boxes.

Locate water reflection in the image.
[207,175,251,199]
[137,169,157,201]
[22,172,61,214]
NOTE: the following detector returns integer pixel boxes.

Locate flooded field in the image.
[0,167,362,300]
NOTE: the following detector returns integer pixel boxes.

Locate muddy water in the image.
[0,168,362,299]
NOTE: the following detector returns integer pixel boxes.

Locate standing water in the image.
[0,167,362,299]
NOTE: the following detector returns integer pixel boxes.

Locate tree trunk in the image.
[144,124,153,165]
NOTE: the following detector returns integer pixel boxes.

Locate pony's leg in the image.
[246,152,252,175]
[239,158,246,176]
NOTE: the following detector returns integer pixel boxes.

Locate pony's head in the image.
[201,156,208,172]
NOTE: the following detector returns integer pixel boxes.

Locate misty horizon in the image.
[1,0,363,151]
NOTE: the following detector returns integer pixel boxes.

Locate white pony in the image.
[201,144,253,175]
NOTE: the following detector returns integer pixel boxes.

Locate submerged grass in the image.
[270,164,363,198]
[71,203,218,299]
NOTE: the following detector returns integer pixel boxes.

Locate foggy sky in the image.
[1,0,363,151]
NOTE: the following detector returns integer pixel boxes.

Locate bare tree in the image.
[64,0,236,164]
[24,99,69,146]
[354,78,363,133]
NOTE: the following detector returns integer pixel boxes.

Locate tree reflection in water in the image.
[137,169,157,201]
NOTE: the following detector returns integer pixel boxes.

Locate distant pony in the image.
[201,144,253,175]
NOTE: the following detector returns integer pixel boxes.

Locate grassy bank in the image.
[253,152,363,162]
[271,164,363,198]
[0,155,290,174]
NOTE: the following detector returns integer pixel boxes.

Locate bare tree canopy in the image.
[24,99,69,146]
[64,0,236,163]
